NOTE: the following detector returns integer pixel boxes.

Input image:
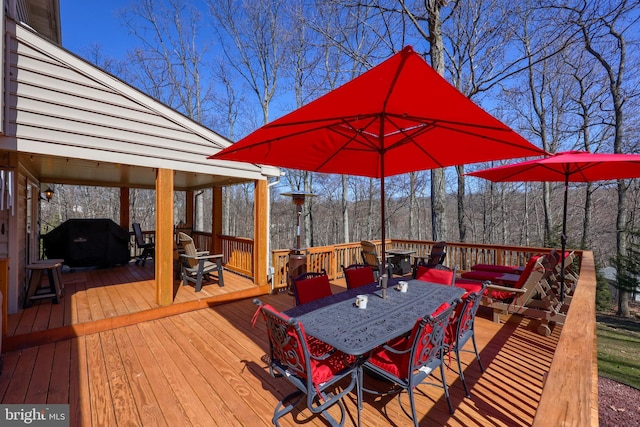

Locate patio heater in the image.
[282,191,315,290]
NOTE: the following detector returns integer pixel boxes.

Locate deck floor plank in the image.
[123,323,192,426]
[68,336,91,426]
[24,342,55,404]
[110,327,168,427]
[31,303,53,333]
[101,329,143,426]
[178,310,287,426]
[73,279,94,324]
[156,316,247,425]
[48,339,71,404]
[84,333,117,426]
[134,321,216,425]
[2,346,39,403]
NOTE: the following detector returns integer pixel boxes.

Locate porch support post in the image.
[185,190,194,230]
[212,187,222,255]
[253,180,268,286]
[155,168,174,306]
[119,187,130,230]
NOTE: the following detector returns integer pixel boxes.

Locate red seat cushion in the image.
[454,278,483,298]
[307,335,355,384]
[460,270,504,281]
[481,255,542,301]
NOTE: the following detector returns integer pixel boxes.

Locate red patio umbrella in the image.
[466,150,640,300]
[210,46,545,267]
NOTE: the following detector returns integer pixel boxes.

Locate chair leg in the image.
[181,266,189,287]
[456,346,471,398]
[216,258,225,287]
[272,390,303,427]
[195,260,205,292]
[439,361,454,414]
[315,395,347,427]
[407,386,420,427]
[471,334,484,372]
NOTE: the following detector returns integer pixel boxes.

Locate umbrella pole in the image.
[380,162,386,276]
[560,175,568,303]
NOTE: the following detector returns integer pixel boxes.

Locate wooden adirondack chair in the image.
[480,254,567,336]
[177,232,224,292]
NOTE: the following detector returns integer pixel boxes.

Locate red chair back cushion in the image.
[295,275,332,305]
[513,255,542,289]
[415,266,454,286]
[345,266,375,289]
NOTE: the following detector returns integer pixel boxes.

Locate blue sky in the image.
[60,1,134,57]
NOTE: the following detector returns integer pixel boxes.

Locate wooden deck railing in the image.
[219,235,253,277]
[271,239,582,290]
[533,250,598,426]
[187,232,254,278]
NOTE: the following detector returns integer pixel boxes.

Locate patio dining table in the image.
[285,279,464,426]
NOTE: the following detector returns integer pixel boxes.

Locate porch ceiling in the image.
[22,153,250,191]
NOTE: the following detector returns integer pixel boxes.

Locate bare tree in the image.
[119,0,214,123]
[207,0,290,125]
[565,0,640,316]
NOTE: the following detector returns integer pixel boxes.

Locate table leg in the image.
[357,365,362,427]
[46,268,60,304]
[24,269,43,308]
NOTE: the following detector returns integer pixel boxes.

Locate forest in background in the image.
[42,0,640,313]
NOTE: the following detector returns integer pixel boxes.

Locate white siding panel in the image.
[15,80,179,130]
[13,63,191,136]
[16,44,112,90]
[15,122,220,165]
[13,98,210,150]
[13,27,232,145]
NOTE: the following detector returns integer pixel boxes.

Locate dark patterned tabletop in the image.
[285,279,463,356]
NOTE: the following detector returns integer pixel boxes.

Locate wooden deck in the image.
[4,261,262,350]
[0,263,563,426]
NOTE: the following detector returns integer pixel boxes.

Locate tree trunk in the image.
[456,165,467,242]
[427,0,447,241]
[409,172,417,239]
[342,175,349,242]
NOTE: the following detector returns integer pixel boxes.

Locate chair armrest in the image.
[485,283,527,294]
[180,253,223,261]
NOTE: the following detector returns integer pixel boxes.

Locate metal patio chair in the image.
[254,300,357,427]
[363,302,458,425]
[132,222,154,266]
[445,282,487,398]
